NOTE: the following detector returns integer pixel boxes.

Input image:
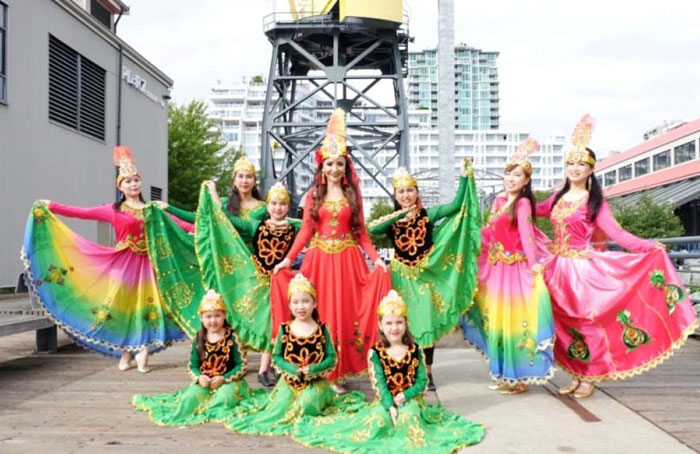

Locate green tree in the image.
[251,75,264,84]
[534,190,553,238]
[167,101,225,210]
[611,192,684,239]
[367,198,395,249]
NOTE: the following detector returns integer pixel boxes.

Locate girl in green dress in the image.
[367,160,481,391]
[291,290,484,453]
[132,290,264,426]
[224,273,365,436]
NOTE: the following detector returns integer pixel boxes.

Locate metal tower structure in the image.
[260,1,411,208]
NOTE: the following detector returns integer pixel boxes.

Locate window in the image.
[653,150,671,171]
[634,158,649,177]
[0,1,6,103]
[604,170,616,186]
[618,164,632,182]
[674,141,696,165]
[150,186,163,201]
[90,0,111,29]
[48,35,106,140]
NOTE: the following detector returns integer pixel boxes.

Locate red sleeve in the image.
[594,200,655,252]
[357,205,380,262]
[285,193,315,263]
[49,202,114,223]
[167,213,194,233]
[516,199,538,267]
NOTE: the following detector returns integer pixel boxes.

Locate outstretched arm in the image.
[48,202,114,223]
[595,200,656,252]
[426,176,468,222]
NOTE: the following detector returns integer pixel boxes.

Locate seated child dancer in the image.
[291,290,484,454]
[224,273,365,436]
[132,290,264,426]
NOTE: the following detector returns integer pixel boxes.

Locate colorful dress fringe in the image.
[224,322,365,436]
[292,342,484,453]
[132,326,265,425]
[368,173,481,348]
[21,201,190,356]
[462,196,555,384]
[537,195,699,381]
[271,195,392,381]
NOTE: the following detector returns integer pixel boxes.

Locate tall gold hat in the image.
[392,167,418,190]
[317,108,348,162]
[113,146,140,186]
[377,290,409,317]
[566,114,596,166]
[288,273,316,300]
[266,181,291,203]
[198,289,227,314]
[233,155,257,176]
[506,138,539,175]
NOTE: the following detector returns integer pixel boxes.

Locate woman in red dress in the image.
[272,108,391,391]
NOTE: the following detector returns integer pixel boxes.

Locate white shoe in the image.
[330,383,347,394]
[135,350,150,373]
[118,360,133,371]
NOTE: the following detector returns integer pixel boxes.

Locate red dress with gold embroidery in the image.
[271,194,391,381]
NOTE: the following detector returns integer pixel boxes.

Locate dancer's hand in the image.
[210,375,225,390]
[530,264,543,275]
[298,365,310,375]
[654,242,666,250]
[393,392,405,407]
[153,201,168,210]
[267,218,290,229]
[389,406,398,426]
[39,199,51,206]
[273,258,292,274]
[374,258,388,272]
[198,375,212,388]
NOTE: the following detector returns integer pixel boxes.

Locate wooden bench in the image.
[0,274,57,352]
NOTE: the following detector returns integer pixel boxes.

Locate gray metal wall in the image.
[0,0,171,287]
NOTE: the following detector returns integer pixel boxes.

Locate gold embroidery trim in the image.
[487,242,525,265]
[309,233,357,254]
[115,239,148,255]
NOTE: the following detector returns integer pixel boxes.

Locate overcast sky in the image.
[118,0,700,157]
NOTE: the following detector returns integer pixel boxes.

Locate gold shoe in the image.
[500,383,529,395]
[573,382,595,399]
[558,379,581,395]
[488,383,509,391]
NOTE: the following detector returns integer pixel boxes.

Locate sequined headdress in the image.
[233,156,257,176]
[377,290,408,318]
[392,167,417,190]
[198,289,226,314]
[506,138,539,175]
[316,108,348,164]
[113,146,140,186]
[566,114,596,166]
[266,181,290,203]
[288,273,316,300]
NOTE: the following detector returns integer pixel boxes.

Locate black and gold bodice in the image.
[388,208,434,267]
[252,222,295,275]
[281,322,325,391]
[199,327,236,377]
[373,342,420,396]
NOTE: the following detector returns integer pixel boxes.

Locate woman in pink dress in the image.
[537,115,699,398]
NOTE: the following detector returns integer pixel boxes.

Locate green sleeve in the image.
[272,326,299,376]
[369,349,396,410]
[223,331,248,382]
[166,204,196,224]
[426,176,467,222]
[308,324,338,376]
[288,217,302,231]
[249,203,268,221]
[367,208,411,235]
[223,212,259,240]
[189,339,201,381]
[402,348,428,402]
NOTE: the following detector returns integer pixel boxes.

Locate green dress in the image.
[146,186,295,351]
[132,326,265,426]
[224,321,366,436]
[291,342,485,453]
[368,171,482,348]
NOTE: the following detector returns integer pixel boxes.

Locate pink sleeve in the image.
[285,193,315,263]
[356,206,380,263]
[516,199,539,267]
[535,194,555,218]
[167,213,194,233]
[595,200,655,252]
[49,202,114,223]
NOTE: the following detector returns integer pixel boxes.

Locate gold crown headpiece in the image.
[377,290,408,318]
[318,108,348,162]
[506,138,539,175]
[113,146,140,186]
[233,156,257,176]
[566,114,596,166]
[392,167,418,190]
[198,289,226,314]
[288,273,316,300]
[266,181,291,203]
